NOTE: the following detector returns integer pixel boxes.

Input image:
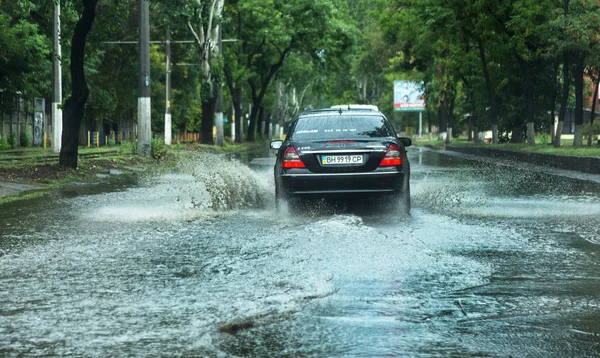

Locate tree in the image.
[186,0,224,144]
[0,1,51,100]
[223,0,246,143]
[60,0,98,168]
[236,0,350,141]
[567,0,600,146]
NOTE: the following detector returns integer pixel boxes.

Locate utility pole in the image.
[137,0,152,156]
[164,26,172,145]
[214,25,224,147]
[52,1,62,153]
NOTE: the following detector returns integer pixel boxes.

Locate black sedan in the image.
[270,108,412,213]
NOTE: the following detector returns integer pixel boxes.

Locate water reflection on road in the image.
[1,148,600,357]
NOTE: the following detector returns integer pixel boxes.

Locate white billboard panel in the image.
[394,80,425,112]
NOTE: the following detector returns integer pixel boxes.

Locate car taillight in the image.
[282,146,306,168]
[379,143,402,167]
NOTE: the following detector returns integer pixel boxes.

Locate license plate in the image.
[321,155,363,165]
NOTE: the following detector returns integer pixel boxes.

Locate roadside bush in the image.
[8,132,17,148]
[20,130,32,147]
[583,120,600,139]
[151,137,167,160]
[117,141,136,155]
[0,137,10,150]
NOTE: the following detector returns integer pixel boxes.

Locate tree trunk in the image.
[555,121,564,144]
[232,87,243,143]
[555,52,571,147]
[258,106,266,137]
[224,9,244,144]
[200,97,216,144]
[59,0,97,168]
[446,94,455,144]
[517,56,536,145]
[573,52,585,146]
[247,101,258,142]
[427,110,432,140]
[490,124,498,143]
[265,110,272,140]
[438,92,448,141]
[511,114,525,143]
[467,115,473,141]
[478,39,499,144]
[550,61,559,143]
[588,78,599,146]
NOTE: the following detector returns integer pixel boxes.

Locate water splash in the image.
[78,151,273,223]
[411,158,600,220]
[180,152,271,211]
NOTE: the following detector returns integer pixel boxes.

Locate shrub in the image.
[118,141,136,155]
[151,137,167,160]
[8,132,17,148]
[0,137,10,150]
[583,120,600,138]
[20,129,32,147]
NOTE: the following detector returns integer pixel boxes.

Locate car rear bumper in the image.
[280,170,407,198]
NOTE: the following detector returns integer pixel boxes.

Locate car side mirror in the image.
[398,137,412,147]
[270,140,284,150]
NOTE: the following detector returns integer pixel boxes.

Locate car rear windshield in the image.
[290,115,395,140]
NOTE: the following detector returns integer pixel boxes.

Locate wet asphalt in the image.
[1,147,599,357]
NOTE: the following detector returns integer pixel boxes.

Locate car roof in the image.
[300,108,384,117]
[330,104,379,111]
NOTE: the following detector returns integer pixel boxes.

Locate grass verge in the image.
[0,141,269,203]
[413,137,600,158]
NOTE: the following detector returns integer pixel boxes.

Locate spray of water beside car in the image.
[270,106,412,214]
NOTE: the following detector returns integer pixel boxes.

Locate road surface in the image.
[1,148,599,357]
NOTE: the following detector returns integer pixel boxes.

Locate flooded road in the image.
[1,148,600,357]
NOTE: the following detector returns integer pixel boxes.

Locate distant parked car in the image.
[270,107,411,213]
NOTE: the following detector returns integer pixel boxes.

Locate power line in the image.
[102,39,238,44]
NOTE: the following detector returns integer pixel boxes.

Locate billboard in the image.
[394,80,425,111]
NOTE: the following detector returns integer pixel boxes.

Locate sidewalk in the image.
[444,145,600,174]
[0,182,44,198]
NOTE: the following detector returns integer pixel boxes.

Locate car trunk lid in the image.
[293,139,393,173]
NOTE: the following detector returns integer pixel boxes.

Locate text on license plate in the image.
[321,155,363,165]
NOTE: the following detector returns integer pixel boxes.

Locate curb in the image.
[444,145,600,174]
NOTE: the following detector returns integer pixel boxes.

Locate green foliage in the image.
[539,133,551,145]
[20,129,32,147]
[9,0,600,151]
[0,2,52,97]
[118,141,136,156]
[583,120,600,138]
[151,137,168,160]
[8,132,17,149]
[375,0,600,140]
[0,137,10,150]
